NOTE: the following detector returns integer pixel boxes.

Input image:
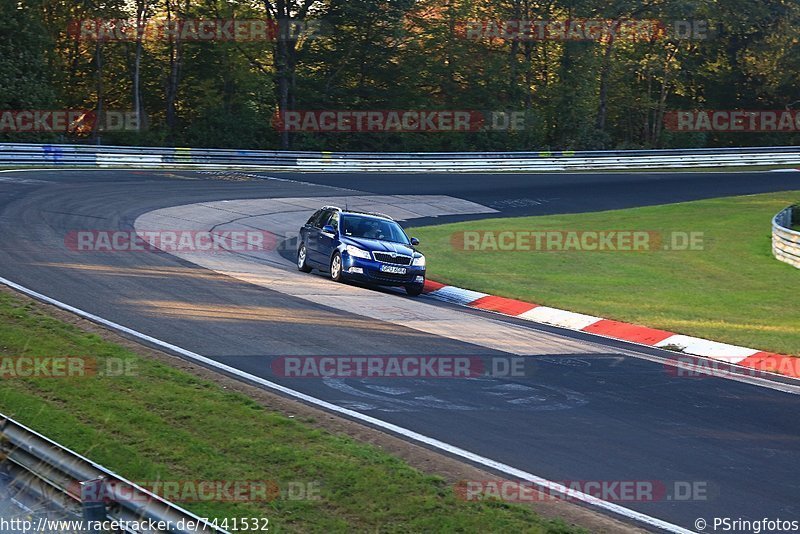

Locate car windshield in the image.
[341,214,410,244]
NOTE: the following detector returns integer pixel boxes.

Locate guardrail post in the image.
[81,477,107,530]
[1,414,224,533]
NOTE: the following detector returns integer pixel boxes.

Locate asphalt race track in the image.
[267,169,800,222]
[0,169,798,532]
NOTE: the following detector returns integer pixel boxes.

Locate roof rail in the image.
[367,211,393,220]
[321,205,342,211]
[341,209,394,221]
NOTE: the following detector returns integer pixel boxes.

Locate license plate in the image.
[380,265,406,274]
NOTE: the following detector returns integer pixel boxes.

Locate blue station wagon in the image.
[296,206,426,296]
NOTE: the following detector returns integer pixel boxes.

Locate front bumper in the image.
[342,254,425,286]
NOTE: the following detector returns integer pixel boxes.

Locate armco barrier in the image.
[2,143,800,172]
[772,205,800,269]
[0,414,227,533]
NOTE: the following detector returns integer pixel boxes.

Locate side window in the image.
[328,211,340,231]
[316,210,332,228]
[314,210,332,228]
[306,209,323,227]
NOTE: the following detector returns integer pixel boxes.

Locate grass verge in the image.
[414,191,800,356]
[0,290,579,533]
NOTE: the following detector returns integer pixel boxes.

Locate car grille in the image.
[369,272,417,283]
[373,252,412,265]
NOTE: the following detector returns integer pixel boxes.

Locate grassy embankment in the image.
[414,191,800,356]
[0,290,578,533]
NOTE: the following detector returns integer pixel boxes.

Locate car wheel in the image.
[297,243,312,272]
[405,283,423,297]
[330,252,343,282]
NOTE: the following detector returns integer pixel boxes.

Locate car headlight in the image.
[346,245,371,260]
[412,255,426,267]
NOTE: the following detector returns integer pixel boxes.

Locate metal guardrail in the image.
[772,205,800,269]
[0,414,227,533]
[1,143,800,172]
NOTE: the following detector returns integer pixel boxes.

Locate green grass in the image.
[0,291,579,533]
[414,191,800,356]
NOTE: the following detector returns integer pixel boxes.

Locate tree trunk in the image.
[653,45,678,147]
[273,16,299,149]
[596,35,615,132]
[93,40,104,143]
[267,0,315,149]
[165,0,186,138]
[133,0,148,134]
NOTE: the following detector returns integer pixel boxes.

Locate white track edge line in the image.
[0,275,692,534]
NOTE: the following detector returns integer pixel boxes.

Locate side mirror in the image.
[410,237,420,246]
[322,225,336,234]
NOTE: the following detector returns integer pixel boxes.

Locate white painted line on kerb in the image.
[518,306,603,331]
[0,275,692,534]
[654,334,757,363]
